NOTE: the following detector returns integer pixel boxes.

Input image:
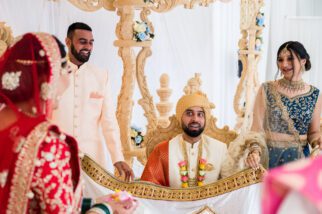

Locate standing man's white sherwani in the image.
[54,22,133,198]
[53,61,124,167]
[52,61,124,196]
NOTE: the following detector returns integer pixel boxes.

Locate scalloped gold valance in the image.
[67,0,232,12]
[67,0,115,11]
[81,155,264,201]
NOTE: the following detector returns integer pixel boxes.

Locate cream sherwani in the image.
[169,134,227,188]
[52,62,124,171]
[141,134,228,188]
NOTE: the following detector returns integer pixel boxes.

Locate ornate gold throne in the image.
[80,73,263,202]
[121,73,239,165]
[81,70,262,203]
[82,81,262,200]
[144,73,238,159]
[145,114,238,158]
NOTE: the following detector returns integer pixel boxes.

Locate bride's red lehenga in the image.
[0,33,82,213]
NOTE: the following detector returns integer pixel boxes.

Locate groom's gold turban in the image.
[175,91,214,123]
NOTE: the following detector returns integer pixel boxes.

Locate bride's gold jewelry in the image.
[278,78,305,92]
[15,59,45,65]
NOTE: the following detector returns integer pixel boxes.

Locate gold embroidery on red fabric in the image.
[6,33,81,213]
[30,134,75,212]
[0,170,9,188]
[7,123,82,213]
[7,122,50,213]
[34,33,61,98]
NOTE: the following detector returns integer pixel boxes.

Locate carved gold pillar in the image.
[136,9,158,134]
[234,0,264,133]
[114,5,137,165]
[114,2,158,165]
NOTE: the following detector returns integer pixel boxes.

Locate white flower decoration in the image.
[1,71,22,91]
[0,170,8,188]
[133,22,147,33]
[40,82,52,100]
[133,21,154,42]
[39,49,45,57]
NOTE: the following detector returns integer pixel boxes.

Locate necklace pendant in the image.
[188,178,197,187]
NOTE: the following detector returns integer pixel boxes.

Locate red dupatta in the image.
[0,33,81,213]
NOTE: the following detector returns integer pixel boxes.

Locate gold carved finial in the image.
[156,73,173,128]
[183,73,202,95]
[0,22,14,56]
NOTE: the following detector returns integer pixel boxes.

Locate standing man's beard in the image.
[182,122,205,137]
[71,43,91,63]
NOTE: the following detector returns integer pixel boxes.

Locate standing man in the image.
[141,92,228,188]
[52,22,134,188]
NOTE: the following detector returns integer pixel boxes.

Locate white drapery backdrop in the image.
[266,0,322,91]
[0,0,321,130]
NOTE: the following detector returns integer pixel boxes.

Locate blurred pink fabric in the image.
[262,155,322,214]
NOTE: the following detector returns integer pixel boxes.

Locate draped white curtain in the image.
[266,0,322,91]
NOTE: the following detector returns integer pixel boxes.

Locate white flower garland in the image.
[1,71,22,91]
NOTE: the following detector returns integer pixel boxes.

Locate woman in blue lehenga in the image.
[243,41,322,169]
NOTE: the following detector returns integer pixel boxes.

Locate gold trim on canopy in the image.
[66,0,232,13]
[81,155,264,201]
[67,0,115,11]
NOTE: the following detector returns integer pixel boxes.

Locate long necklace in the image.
[278,78,305,92]
[179,136,206,188]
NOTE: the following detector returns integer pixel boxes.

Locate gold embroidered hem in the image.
[7,122,50,213]
[81,155,264,201]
